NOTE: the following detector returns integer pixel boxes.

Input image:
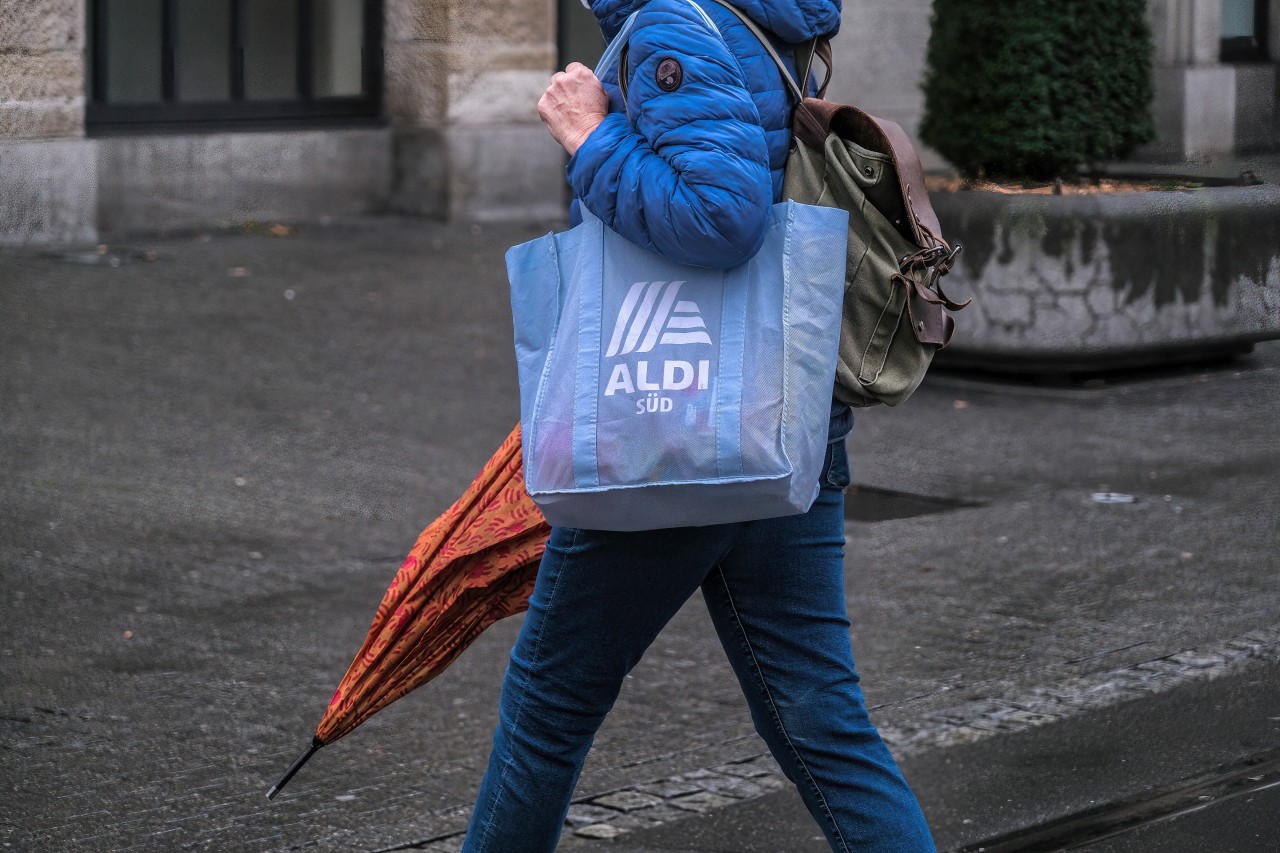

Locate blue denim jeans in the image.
[461,439,934,852]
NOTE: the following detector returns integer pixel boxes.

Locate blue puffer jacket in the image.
[569,0,842,269]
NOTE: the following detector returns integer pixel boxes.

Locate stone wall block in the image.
[447,69,547,124]
[1144,65,1237,159]
[1146,0,1223,67]
[1043,294,1097,340]
[385,0,449,43]
[386,0,553,47]
[1189,0,1223,65]
[391,128,447,216]
[1234,65,1278,151]
[974,290,1035,332]
[1146,0,1182,65]
[0,52,83,102]
[444,123,566,221]
[1183,65,1236,156]
[450,0,554,47]
[1241,258,1280,328]
[384,42,449,128]
[1086,284,1117,317]
[0,138,96,245]
[385,0,559,219]
[1093,311,1143,347]
[0,0,82,52]
[448,43,557,72]
[0,99,84,138]
[96,129,392,234]
[1145,66,1188,159]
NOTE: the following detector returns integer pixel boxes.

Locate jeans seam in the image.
[475,526,579,852]
[711,564,851,853]
[822,440,850,491]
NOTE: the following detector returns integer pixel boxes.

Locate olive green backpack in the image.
[707,0,969,407]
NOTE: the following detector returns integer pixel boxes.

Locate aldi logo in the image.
[603,281,715,414]
[604,281,713,357]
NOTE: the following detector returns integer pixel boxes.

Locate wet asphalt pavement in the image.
[2,218,1278,851]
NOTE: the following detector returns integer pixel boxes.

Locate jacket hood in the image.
[590,0,841,43]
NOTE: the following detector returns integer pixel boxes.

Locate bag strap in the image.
[701,0,833,101]
[701,0,802,101]
[600,0,722,103]
[610,0,832,105]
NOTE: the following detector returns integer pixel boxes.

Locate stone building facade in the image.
[1,0,1277,245]
[830,0,1280,165]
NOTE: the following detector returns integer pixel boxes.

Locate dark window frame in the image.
[87,0,384,134]
[1221,0,1271,62]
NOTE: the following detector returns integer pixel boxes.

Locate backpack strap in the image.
[702,0,832,101]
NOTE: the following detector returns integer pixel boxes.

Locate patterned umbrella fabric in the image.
[268,425,548,798]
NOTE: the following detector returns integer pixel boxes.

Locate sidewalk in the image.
[2,215,1278,851]
[582,657,1280,852]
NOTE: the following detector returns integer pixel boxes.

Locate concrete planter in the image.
[930,183,1280,371]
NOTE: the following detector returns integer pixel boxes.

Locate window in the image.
[1221,0,1270,62]
[87,0,382,133]
[558,0,605,72]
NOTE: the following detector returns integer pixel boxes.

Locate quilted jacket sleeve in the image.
[566,0,773,269]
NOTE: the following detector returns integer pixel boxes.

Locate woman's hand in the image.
[538,63,609,156]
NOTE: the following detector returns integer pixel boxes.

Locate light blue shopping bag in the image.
[507,201,848,531]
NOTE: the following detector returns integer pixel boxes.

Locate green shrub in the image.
[919,0,1156,181]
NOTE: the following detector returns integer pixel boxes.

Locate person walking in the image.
[460,1,936,850]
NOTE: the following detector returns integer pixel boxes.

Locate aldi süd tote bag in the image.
[507,200,848,531]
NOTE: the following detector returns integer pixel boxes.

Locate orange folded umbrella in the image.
[267,424,548,798]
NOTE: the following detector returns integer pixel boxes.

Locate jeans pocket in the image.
[820,439,851,491]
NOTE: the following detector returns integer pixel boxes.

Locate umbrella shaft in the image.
[266,738,323,800]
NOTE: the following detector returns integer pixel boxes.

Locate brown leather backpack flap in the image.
[797,102,944,251]
[830,108,941,248]
[792,98,840,151]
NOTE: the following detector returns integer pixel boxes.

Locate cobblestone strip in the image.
[875,628,1280,755]
[399,627,1280,850]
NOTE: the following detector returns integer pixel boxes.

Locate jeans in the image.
[461,440,934,852]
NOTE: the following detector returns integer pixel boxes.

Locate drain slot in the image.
[45,247,160,266]
[845,485,978,523]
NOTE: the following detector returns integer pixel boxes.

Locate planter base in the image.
[936,340,1256,376]
[929,182,1280,374]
